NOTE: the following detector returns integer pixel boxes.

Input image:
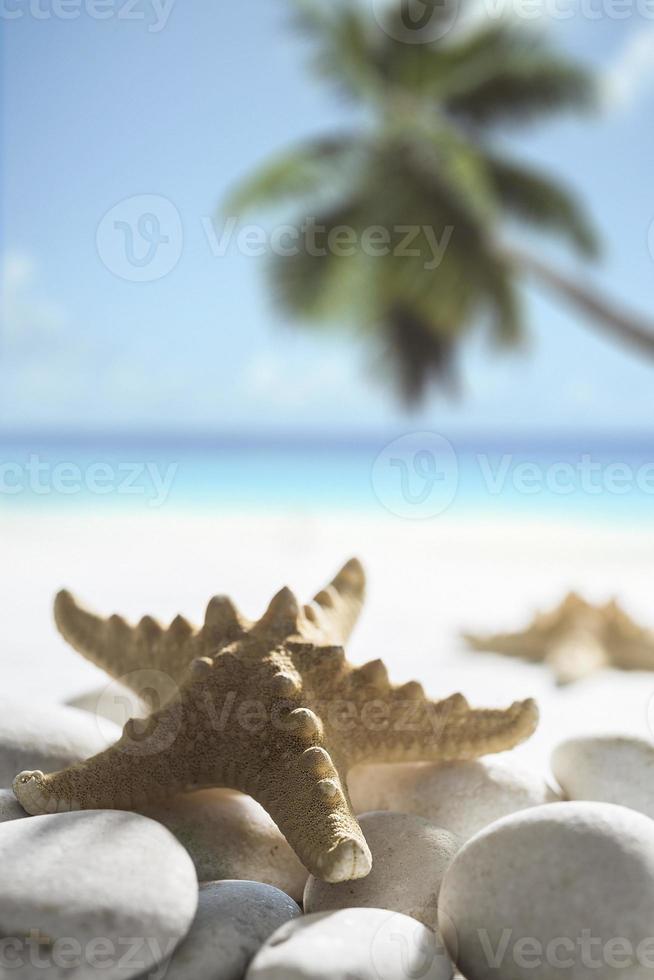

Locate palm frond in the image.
[224,136,359,214]
[381,303,458,405]
[266,198,370,320]
[488,155,599,256]
[444,52,595,125]
[480,260,524,347]
[370,21,513,97]
[292,0,384,99]
[400,123,498,228]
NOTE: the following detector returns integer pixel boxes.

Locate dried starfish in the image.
[464,592,654,685]
[15,559,538,882]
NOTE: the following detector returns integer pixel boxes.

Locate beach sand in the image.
[2,508,653,780]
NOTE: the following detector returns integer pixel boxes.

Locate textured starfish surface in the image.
[15,559,538,882]
[464,591,654,685]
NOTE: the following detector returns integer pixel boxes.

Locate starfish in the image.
[14,559,538,883]
[464,591,654,685]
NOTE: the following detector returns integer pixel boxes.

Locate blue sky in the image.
[2,0,654,437]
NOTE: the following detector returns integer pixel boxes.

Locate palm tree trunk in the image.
[500,243,654,361]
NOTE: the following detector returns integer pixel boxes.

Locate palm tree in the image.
[226,0,654,405]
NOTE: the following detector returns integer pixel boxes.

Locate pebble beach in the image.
[2,506,654,978]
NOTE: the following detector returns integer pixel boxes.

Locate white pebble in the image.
[0,809,198,980]
[552,735,654,818]
[304,811,458,930]
[148,880,300,980]
[143,789,308,901]
[439,801,654,980]
[246,908,453,980]
[349,758,558,843]
[0,788,25,823]
[0,696,120,788]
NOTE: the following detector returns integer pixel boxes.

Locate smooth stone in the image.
[439,801,654,980]
[0,695,121,787]
[246,908,453,980]
[349,757,559,843]
[147,880,301,980]
[304,811,458,930]
[0,787,26,822]
[142,789,308,901]
[0,809,198,980]
[552,735,654,819]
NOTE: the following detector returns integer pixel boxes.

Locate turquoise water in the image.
[1,434,653,524]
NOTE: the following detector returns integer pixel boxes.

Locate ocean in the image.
[1,432,653,524]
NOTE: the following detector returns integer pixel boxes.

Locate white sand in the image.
[2,508,653,781]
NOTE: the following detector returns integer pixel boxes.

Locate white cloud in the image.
[0,250,105,427]
[2,252,33,288]
[603,26,654,111]
[1,250,67,356]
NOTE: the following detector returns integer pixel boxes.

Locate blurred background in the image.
[2,0,654,770]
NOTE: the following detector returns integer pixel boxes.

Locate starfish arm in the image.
[603,602,654,670]
[54,590,196,687]
[302,558,366,645]
[463,594,600,666]
[291,652,539,769]
[351,694,539,766]
[463,628,549,662]
[613,640,654,670]
[246,751,372,884]
[366,695,540,765]
[206,646,373,883]
[329,657,538,766]
[13,706,191,814]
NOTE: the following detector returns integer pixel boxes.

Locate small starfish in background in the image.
[464,592,654,685]
[14,559,538,882]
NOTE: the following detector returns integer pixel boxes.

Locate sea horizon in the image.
[2,428,654,453]
[2,429,654,523]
